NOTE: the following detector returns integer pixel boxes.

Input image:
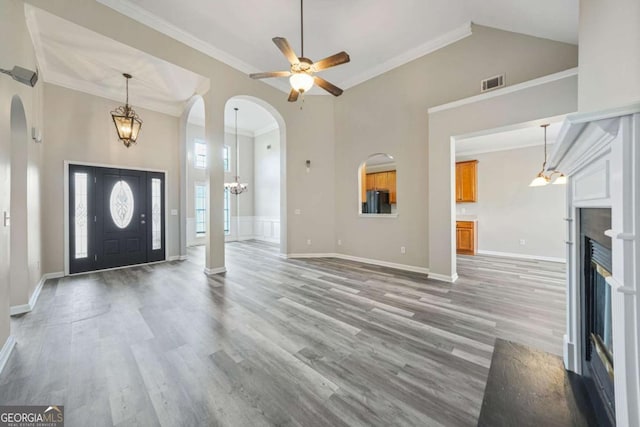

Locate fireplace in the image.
[547,105,639,425]
[580,208,614,425]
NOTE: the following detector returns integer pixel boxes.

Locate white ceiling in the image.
[456,120,564,156]
[25,5,210,116]
[96,0,578,93]
[188,97,278,135]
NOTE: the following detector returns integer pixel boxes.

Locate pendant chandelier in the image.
[111,73,142,148]
[224,107,248,195]
[529,124,567,187]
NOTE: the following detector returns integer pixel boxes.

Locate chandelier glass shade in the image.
[224,107,248,195]
[111,73,142,148]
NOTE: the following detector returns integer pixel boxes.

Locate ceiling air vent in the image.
[480,74,505,92]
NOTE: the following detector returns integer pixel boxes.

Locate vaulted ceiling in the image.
[97,0,579,93]
[26,0,579,121]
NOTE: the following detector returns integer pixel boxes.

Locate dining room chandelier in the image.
[529,124,567,187]
[224,107,248,195]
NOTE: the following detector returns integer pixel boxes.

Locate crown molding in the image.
[341,22,472,89]
[95,0,290,94]
[224,125,255,138]
[253,122,279,137]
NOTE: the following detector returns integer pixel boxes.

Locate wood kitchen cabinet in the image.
[456,160,478,203]
[456,220,477,255]
[362,170,397,204]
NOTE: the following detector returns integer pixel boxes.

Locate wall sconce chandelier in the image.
[224,107,248,195]
[529,124,566,187]
[111,73,142,148]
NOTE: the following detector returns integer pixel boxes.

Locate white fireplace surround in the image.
[548,103,640,427]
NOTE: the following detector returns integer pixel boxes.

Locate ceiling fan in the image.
[249,0,350,102]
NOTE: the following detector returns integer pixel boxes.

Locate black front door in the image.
[69,165,165,274]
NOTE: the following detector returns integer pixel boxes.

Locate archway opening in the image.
[182,96,207,267]
[223,96,286,257]
[9,95,29,313]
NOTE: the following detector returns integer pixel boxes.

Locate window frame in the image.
[224,187,230,235]
[194,139,207,170]
[194,182,207,236]
[223,145,230,172]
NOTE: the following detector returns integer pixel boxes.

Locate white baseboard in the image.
[287,253,337,259]
[428,272,458,283]
[0,335,16,376]
[286,252,430,275]
[204,266,227,275]
[10,272,63,316]
[477,250,566,263]
[335,253,430,275]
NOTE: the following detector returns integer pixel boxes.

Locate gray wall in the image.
[429,75,578,279]
[578,0,640,112]
[254,129,280,219]
[0,0,45,357]
[457,146,566,261]
[41,83,180,273]
[334,25,578,270]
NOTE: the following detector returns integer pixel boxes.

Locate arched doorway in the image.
[9,95,29,313]
[223,96,287,255]
[180,95,207,266]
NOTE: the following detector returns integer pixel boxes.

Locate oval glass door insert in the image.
[110,180,134,228]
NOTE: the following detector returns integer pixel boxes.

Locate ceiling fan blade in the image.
[288,89,299,102]
[312,51,350,72]
[313,76,343,97]
[272,37,299,65]
[249,71,291,79]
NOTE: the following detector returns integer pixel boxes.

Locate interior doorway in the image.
[9,95,28,310]
[68,164,166,273]
[223,97,283,251]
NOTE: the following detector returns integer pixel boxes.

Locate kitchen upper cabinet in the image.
[364,171,397,204]
[456,221,477,255]
[456,160,478,203]
[387,171,396,204]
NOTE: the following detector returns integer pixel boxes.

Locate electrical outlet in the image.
[401,246,406,254]
[307,239,312,245]
[294,209,301,215]
[461,208,466,214]
[520,239,526,245]
[337,239,342,246]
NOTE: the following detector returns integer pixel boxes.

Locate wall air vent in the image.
[481,74,505,92]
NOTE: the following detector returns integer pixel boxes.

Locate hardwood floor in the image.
[0,241,565,426]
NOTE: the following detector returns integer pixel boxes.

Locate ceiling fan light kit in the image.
[249,0,350,102]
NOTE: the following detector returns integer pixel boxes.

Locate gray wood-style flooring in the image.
[0,241,566,426]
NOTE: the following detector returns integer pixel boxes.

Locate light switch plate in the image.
[294,209,301,215]
[171,209,178,216]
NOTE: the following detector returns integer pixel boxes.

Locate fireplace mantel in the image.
[548,103,640,426]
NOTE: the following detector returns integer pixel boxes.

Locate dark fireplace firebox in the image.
[580,208,615,426]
